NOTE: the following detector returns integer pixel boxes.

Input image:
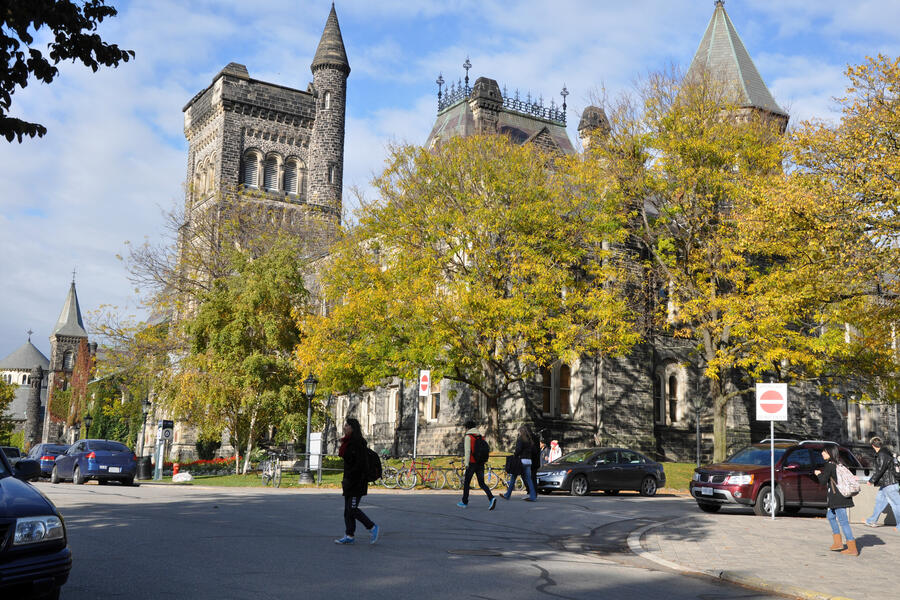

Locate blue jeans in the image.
[867,483,900,531]
[826,507,854,541]
[505,464,537,500]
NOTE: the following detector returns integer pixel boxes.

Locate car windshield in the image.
[88,441,130,452]
[726,447,787,466]
[558,449,596,464]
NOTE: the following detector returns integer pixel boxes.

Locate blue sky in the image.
[1,0,899,362]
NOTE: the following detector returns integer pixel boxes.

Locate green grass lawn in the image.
[155,458,695,492]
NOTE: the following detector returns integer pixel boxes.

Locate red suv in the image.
[689,440,867,516]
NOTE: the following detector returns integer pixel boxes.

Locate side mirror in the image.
[14,459,41,482]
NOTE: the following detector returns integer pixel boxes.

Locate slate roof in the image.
[0,341,50,370]
[311,4,350,74]
[426,101,575,155]
[52,282,88,338]
[687,1,786,117]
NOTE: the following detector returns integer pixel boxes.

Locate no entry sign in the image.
[755,383,788,421]
[419,370,431,397]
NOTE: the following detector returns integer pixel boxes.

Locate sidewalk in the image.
[632,510,899,600]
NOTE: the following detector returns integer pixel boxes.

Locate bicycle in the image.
[398,458,446,490]
[444,459,464,490]
[379,452,400,489]
[260,450,283,488]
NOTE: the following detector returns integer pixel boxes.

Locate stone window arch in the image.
[21,373,28,385]
[668,375,678,423]
[284,157,305,197]
[539,361,575,418]
[63,351,75,371]
[241,150,261,188]
[654,363,687,425]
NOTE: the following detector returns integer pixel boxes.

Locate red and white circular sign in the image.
[759,389,785,414]
[756,383,788,421]
[419,370,431,397]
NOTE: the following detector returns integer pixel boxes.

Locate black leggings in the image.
[344,495,374,536]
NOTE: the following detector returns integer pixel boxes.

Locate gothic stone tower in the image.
[42,280,88,442]
[181,5,349,255]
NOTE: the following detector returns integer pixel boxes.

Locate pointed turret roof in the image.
[311,4,350,75]
[0,340,50,370]
[52,281,87,338]
[687,1,786,117]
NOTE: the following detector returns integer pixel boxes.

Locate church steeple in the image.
[311,3,350,75]
[52,281,87,338]
[688,0,787,120]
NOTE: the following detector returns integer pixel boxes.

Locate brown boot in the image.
[829,534,844,551]
[841,540,858,556]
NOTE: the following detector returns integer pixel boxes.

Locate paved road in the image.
[39,482,785,600]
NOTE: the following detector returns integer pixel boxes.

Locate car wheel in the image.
[753,485,782,516]
[697,501,721,513]
[50,465,60,484]
[640,476,658,497]
[602,489,620,495]
[570,474,589,496]
[73,466,85,485]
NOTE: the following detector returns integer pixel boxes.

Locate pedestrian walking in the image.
[539,439,551,467]
[864,436,900,531]
[502,425,537,502]
[334,418,380,545]
[814,443,856,555]
[548,440,562,462]
[457,420,496,510]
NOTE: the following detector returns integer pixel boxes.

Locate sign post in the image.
[154,420,174,481]
[755,383,788,520]
[416,370,430,459]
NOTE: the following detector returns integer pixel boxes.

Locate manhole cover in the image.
[447,549,503,557]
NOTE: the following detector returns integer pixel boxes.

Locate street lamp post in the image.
[84,413,93,439]
[298,373,318,485]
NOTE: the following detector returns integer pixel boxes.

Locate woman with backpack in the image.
[814,443,856,556]
[502,425,538,502]
[335,418,380,545]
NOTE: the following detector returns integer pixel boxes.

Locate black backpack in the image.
[471,434,490,464]
[364,447,382,483]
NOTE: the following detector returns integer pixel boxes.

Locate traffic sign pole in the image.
[770,421,775,520]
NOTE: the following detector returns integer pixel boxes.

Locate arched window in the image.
[540,367,552,414]
[328,164,336,185]
[284,159,302,196]
[63,351,74,371]
[242,151,260,188]
[263,156,279,191]
[668,375,678,423]
[206,160,215,193]
[21,374,28,385]
[653,375,664,424]
[324,91,332,110]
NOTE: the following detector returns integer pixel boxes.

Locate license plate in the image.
[109,467,121,473]
[701,486,713,496]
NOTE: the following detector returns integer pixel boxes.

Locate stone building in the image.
[0,335,49,440]
[324,1,899,461]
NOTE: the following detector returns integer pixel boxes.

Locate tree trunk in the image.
[241,408,258,475]
[711,378,728,462]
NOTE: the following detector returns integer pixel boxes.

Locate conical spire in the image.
[52,281,87,338]
[311,4,350,75]
[687,1,786,117]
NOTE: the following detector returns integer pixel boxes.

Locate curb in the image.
[626,518,855,600]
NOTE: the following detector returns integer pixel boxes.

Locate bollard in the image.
[173,462,180,475]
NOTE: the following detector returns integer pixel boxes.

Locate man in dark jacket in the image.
[457,420,496,510]
[865,436,900,531]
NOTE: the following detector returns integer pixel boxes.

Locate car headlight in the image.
[14,516,65,546]
[724,474,753,486]
[692,473,700,482]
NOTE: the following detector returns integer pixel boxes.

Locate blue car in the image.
[51,439,138,486]
[25,444,70,479]
[0,450,71,599]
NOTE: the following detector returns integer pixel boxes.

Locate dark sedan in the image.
[51,439,137,486]
[25,445,70,479]
[536,447,666,496]
[0,450,71,599]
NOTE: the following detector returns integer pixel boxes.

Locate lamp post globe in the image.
[298,373,319,484]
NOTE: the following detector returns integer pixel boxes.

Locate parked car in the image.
[1,446,23,466]
[689,439,866,516]
[51,439,138,486]
[0,448,71,599]
[536,447,666,496]
[25,444,70,479]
